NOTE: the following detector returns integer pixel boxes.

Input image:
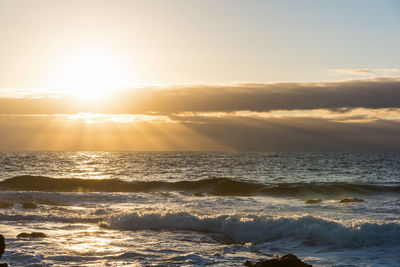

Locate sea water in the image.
[0,152,399,266]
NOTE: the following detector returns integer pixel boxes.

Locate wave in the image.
[1,175,400,197]
[103,212,400,248]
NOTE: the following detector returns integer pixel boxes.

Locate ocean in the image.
[0,152,399,266]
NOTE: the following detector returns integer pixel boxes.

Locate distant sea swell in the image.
[1,175,400,197]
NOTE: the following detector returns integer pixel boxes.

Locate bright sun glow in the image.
[53,50,126,100]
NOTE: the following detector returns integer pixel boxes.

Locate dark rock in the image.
[16,233,30,238]
[244,260,254,266]
[0,202,13,209]
[244,254,312,267]
[0,235,4,259]
[339,197,364,203]
[22,202,37,209]
[30,232,47,238]
[0,234,8,267]
[305,199,322,204]
[17,232,47,238]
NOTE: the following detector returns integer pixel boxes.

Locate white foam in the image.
[105,212,400,247]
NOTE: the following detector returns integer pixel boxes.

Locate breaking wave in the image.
[104,212,400,247]
[1,175,400,197]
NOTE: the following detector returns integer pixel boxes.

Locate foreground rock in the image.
[17,232,47,238]
[0,234,9,267]
[22,202,38,209]
[339,197,364,203]
[0,235,4,259]
[244,254,312,267]
[305,199,322,204]
[0,203,12,209]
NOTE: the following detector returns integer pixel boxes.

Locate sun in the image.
[53,51,125,100]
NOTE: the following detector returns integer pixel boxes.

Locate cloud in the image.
[3,77,400,114]
[330,69,373,75]
[175,108,400,123]
[330,68,400,77]
[2,77,400,151]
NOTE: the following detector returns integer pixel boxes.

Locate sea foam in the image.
[105,212,400,247]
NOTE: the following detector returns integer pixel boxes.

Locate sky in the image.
[1,0,400,151]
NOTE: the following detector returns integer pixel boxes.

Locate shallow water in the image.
[0,152,399,266]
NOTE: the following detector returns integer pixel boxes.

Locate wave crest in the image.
[1,175,400,197]
[104,212,400,247]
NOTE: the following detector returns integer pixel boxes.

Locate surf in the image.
[104,212,400,247]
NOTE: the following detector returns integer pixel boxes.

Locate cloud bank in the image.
[1,77,400,114]
[1,77,400,151]
[330,68,400,77]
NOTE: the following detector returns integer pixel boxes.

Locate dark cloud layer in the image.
[1,78,400,114]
